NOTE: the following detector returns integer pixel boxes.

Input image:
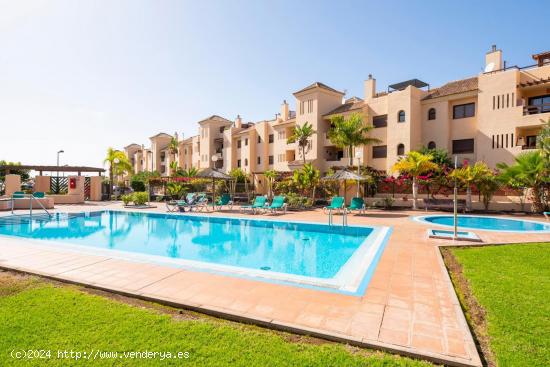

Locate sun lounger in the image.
[265,196,287,214]
[323,196,345,214]
[212,193,233,211]
[347,197,366,215]
[240,196,267,214]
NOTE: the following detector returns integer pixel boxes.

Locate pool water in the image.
[0,211,384,281]
[418,215,550,232]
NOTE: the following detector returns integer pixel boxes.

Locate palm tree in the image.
[537,118,550,167]
[287,122,316,165]
[168,136,179,156]
[182,167,198,178]
[104,148,132,196]
[449,162,491,211]
[497,151,549,212]
[293,163,320,201]
[327,113,380,166]
[264,169,277,199]
[391,151,438,210]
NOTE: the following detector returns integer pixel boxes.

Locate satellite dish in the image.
[484,62,495,72]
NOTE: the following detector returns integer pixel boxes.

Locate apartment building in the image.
[124,46,550,188]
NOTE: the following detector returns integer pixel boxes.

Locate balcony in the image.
[523,102,550,115]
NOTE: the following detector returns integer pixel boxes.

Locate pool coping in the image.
[412,214,550,233]
[0,210,392,296]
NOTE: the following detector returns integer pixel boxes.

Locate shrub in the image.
[130,177,146,192]
[132,192,149,206]
[121,194,133,205]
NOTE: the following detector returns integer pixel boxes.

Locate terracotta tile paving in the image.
[1,203,549,366]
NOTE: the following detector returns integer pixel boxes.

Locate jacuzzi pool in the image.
[414,214,550,233]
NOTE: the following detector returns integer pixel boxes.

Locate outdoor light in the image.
[211,154,219,162]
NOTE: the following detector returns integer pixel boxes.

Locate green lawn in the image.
[0,272,432,366]
[451,242,550,367]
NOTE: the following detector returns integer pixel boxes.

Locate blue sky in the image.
[0,0,548,168]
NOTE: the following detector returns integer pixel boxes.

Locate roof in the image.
[0,165,105,173]
[197,115,233,125]
[422,77,478,100]
[532,50,550,60]
[389,79,429,91]
[124,143,141,149]
[293,82,344,96]
[148,132,173,139]
[323,98,365,117]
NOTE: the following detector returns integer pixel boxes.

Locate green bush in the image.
[130,177,146,192]
[132,192,149,206]
[121,194,133,205]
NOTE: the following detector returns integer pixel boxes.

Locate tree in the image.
[449,161,492,211]
[418,146,453,167]
[327,113,380,166]
[537,118,550,168]
[181,167,198,178]
[166,182,185,199]
[293,163,320,201]
[477,172,501,211]
[497,151,549,212]
[104,148,132,195]
[264,169,277,199]
[229,168,248,183]
[287,122,316,165]
[169,136,179,156]
[391,151,438,210]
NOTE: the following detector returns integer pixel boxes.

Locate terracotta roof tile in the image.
[293,82,344,96]
[423,77,478,100]
[323,99,364,116]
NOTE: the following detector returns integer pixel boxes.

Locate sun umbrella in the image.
[196,168,233,205]
[322,169,366,202]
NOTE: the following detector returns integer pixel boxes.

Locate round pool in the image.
[414,215,550,233]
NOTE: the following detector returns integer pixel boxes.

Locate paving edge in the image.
[1,264,482,367]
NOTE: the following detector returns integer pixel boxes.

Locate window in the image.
[245,138,248,146]
[257,156,261,165]
[307,99,313,113]
[237,159,241,167]
[268,155,274,165]
[268,134,274,143]
[453,103,475,119]
[372,115,387,128]
[244,158,248,166]
[372,145,387,158]
[528,94,550,114]
[257,136,261,143]
[299,101,304,115]
[428,108,436,120]
[184,148,187,155]
[526,135,537,148]
[219,126,225,133]
[397,110,405,122]
[397,144,405,156]
[452,139,474,154]
[237,140,241,149]
[427,141,436,149]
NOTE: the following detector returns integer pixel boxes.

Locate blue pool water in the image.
[0,211,379,279]
[418,215,550,232]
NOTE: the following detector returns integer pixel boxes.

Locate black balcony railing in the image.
[523,103,550,115]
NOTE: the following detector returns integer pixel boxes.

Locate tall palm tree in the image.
[287,122,316,165]
[449,162,491,211]
[293,163,320,201]
[104,148,132,197]
[327,113,380,166]
[168,136,179,156]
[497,151,548,212]
[392,151,438,210]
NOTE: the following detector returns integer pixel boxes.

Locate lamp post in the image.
[56,150,64,193]
[356,150,363,197]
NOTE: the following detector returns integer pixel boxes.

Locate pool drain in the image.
[260,266,271,271]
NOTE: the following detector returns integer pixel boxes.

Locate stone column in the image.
[89,176,103,201]
[34,176,51,193]
[67,176,85,203]
[5,174,21,196]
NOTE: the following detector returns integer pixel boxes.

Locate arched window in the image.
[397,110,405,122]
[428,108,436,120]
[397,143,405,156]
[427,141,436,149]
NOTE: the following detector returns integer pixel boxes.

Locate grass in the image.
[450,242,550,367]
[0,271,433,366]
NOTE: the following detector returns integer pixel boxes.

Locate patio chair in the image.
[12,191,25,199]
[176,193,198,212]
[188,193,208,212]
[544,212,550,221]
[347,197,366,215]
[240,196,267,214]
[265,195,287,214]
[323,196,345,214]
[212,193,233,211]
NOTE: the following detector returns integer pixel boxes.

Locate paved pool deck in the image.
[1,202,548,366]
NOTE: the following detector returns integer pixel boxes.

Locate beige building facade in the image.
[124,46,550,182]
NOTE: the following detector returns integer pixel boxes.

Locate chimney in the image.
[485,44,503,71]
[235,115,242,128]
[364,74,376,100]
[280,100,289,121]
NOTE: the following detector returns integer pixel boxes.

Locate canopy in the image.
[322,169,364,181]
[196,168,232,180]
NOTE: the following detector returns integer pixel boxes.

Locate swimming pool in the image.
[0,211,391,295]
[414,214,550,233]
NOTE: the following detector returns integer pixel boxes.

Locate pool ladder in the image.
[328,208,347,227]
[11,194,53,218]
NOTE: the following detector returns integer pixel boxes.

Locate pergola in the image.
[0,165,105,176]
